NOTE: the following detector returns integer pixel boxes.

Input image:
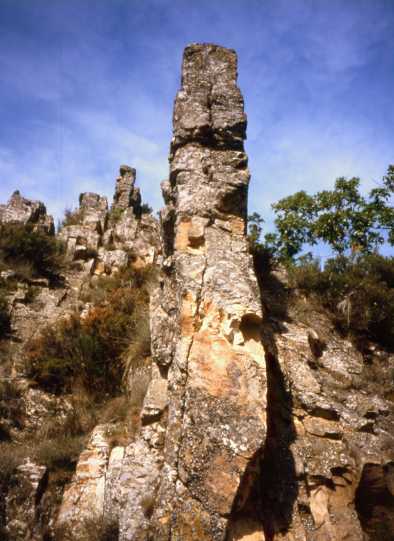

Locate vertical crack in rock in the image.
[151,43,267,541]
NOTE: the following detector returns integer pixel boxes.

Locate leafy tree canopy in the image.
[249,165,394,261]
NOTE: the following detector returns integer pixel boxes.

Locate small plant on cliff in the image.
[289,254,394,350]
[108,206,124,224]
[0,291,11,339]
[0,223,65,279]
[60,207,84,228]
[25,266,153,396]
[141,203,153,215]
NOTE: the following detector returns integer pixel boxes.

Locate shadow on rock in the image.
[226,264,298,540]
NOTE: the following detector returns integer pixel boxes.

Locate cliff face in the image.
[0,43,394,541]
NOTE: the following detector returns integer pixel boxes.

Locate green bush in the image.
[25,266,152,396]
[0,223,65,279]
[289,254,394,350]
[141,203,153,215]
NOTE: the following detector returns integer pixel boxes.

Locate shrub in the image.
[289,254,394,350]
[0,223,65,279]
[0,291,11,339]
[33,435,84,470]
[60,208,84,228]
[140,203,153,215]
[62,518,119,541]
[109,206,124,223]
[25,266,153,396]
[0,381,22,440]
[0,442,27,483]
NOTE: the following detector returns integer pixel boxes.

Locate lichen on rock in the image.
[149,43,267,541]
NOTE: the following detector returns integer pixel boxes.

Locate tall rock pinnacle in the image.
[151,43,267,540]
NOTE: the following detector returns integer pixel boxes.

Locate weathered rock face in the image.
[150,43,267,540]
[0,168,159,540]
[59,166,159,272]
[113,165,141,213]
[0,190,54,234]
[261,279,394,541]
[2,43,394,541]
[146,43,394,541]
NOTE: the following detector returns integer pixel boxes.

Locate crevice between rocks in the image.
[226,275,299,540]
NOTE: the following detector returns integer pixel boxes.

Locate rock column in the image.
[152,43,267,540]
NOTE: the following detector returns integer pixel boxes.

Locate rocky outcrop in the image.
[0,190,54,234]
[149,43,267,540]
[59,166,158,273]
[0,168,159,540]
[112,165,141,213]
[256,274,394,541]
[54,43,394,541]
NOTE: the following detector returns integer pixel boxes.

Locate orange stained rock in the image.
[188,329,266,420]
[204,450,249,515]
[175,219,192,251]
[180,291,197,337]
[230,216,245,236]
[175,218,206,253]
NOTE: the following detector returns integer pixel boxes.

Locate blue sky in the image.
[0,0,393,254]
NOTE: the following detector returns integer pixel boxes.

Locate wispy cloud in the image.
[0,0,393,234]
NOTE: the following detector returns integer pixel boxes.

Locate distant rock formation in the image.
[59,166,158,273]
[0,167,159,541]
[112,165,141,213]
[0,190,54,234]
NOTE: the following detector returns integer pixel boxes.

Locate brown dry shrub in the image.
[56,517,119,541]
[25,266,153,396]
[0,442,27,483]
[60,208,84,228]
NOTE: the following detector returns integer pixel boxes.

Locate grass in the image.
[33,435,85,470]
[0,380,22,440]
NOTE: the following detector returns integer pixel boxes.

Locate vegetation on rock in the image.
[60,207,84,228]
[251,165,394,261]
[0,223,65,279]
[249,166,394,350]
[0,291,11,339]
[25,266,153,396]
[288,254,394,349]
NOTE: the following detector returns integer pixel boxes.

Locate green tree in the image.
[262,165,394,261]
[248,212,265,250]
